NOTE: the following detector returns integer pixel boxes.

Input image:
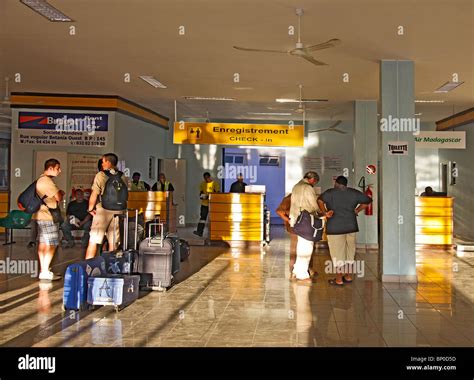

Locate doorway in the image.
[222,147,286,224]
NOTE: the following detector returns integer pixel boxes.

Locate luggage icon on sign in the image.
[187,126,202,142]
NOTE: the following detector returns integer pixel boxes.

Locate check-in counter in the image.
[127,191,176,233]
[415,196,453,246]
[208,193,264,242]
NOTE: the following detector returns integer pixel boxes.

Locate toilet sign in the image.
[387,141,409,156]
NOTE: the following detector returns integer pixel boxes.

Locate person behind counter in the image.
[130,172,150,191]
[230,173,248,193]
[420,186,435,196]
[152,173,174,192]
[193,172,220,237]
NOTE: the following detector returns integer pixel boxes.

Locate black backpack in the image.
[101,171,128,211]
[17,181,47,214]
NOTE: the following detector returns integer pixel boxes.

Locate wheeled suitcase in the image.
[102,209,139,274]
[62,256,106,311]
[88,209,140,311]
[138,223,175,291]
[87,274,140,312]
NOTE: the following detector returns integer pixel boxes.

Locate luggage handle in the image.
[148,222,164,247]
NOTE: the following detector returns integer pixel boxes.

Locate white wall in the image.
[438,122,474,241]
[286,120,354,194]
[114,113,169,187]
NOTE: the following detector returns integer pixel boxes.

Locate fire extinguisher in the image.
[365,185,373,216]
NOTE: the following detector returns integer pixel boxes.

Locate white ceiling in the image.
[0,0,473,122]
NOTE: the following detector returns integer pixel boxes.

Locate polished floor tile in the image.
[1,227,473,347]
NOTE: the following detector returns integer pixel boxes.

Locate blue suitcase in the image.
[87,275,140,312]
[62,256,106,311]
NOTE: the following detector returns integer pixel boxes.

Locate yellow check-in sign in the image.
[173,122,304,147]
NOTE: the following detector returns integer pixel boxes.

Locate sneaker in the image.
[27,241,36,249]
[39,271,62,282]
[193,231,203,237]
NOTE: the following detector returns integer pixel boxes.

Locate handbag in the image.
[293,210,325,242]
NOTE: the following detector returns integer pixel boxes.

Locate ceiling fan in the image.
[233,8,341,67]
[308,120,346,134]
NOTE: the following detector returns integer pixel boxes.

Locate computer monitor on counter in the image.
[245,185,266,194]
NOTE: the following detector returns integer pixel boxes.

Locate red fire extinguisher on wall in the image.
[365,185,373,216]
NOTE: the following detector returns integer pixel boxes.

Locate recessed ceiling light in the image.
[248,112,292,116]
[183,96,236,101]
[414,100,445,103]
[20,0,73,22]
[139,76,167,89]
[434,81,464,93]
[275,98,328,103]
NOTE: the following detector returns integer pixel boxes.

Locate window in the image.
[259,155,280,166]
[224,154,246,165]
[148,156,156,180]
[0,141,9,190]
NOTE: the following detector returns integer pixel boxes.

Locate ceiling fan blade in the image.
[300,54,327,66]
[332,129,347,134]
[308,128,329,133]
[233,46,288,54]
[328,120,342,129]
[303,38,341,52]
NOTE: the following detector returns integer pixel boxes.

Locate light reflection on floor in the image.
[0,226,472,347]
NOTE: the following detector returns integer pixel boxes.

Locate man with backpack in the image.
[85,153,128,259]
[35,159,65,281]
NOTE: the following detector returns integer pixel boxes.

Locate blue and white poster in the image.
[18,111,109,147]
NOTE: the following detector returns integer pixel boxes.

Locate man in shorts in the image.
[35,158,65,281]
[85,153,127,259]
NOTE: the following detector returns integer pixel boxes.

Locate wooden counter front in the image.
[127,191,176,233]
[415,196,453,246]
[209,193,264,242]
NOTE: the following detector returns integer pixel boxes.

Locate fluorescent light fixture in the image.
[434,81,464,93]
[184,96,236,101]
[414,100,445,103]
[20,0,73,22]
[139,76,167,89]
[275,98,328,103]
[248,112,292,116]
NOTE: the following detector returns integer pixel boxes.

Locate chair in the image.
[0,210,32,245]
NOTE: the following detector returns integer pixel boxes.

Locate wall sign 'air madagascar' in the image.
[173,122,304,147]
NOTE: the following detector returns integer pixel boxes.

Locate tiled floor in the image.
[0,226,473,347]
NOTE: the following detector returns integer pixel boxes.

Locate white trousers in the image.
[292,235,314,279]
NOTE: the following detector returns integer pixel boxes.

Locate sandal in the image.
[328,278,344,287]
